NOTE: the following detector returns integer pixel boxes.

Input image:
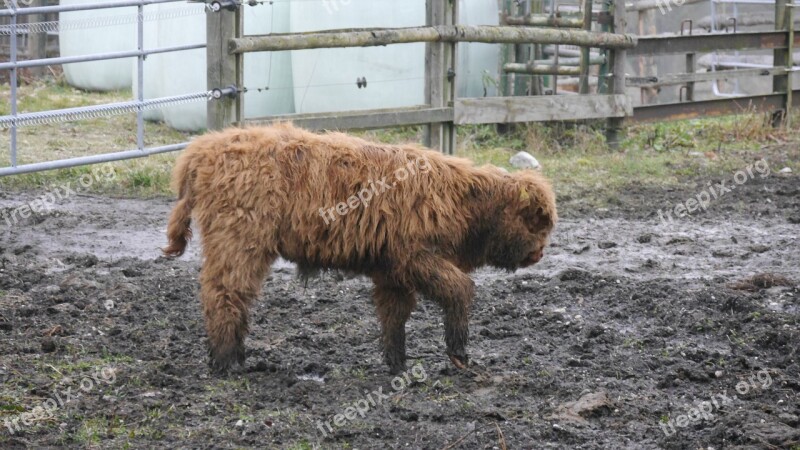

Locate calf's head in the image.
[487,170,557,271]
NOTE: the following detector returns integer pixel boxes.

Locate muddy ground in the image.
[0,172,798,449]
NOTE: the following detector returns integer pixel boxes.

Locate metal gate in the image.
[0,0,214,176]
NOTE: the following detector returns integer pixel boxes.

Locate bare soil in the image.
[0,174,798,449]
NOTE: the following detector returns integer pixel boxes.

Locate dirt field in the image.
[0,169,798,449]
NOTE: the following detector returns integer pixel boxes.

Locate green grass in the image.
[1,79,799,202]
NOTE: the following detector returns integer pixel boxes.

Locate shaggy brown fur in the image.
[164,123,557,374]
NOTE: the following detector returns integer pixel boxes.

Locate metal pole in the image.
[0,0,186,17]
[137,3,145,150]
[0,144,188,177]
[0,44,207,71]
[10,0,18,167]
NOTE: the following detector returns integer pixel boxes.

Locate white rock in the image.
[103,300,115,310]
[235,419,244,428]
[509,151,541,170]
[778,167,792,174]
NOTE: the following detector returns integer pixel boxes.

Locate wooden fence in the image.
[204,0,797,152]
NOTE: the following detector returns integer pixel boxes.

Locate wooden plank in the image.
[503,14,584,27]
[629,31,796,56]
[630,93,800,123]
[245,106,454,131]
[454,94,632,124]
[504,63,582,75]
[207,8,239,130]
[626,67,787,87]
[228,25,637,53]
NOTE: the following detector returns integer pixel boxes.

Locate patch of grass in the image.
[286,440,314,450]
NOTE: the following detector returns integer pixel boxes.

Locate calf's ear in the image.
[519,188,531,205]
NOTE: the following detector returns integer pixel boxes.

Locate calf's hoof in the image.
[448,353,469,370]
[208,342,246,374]
[384,353,407,375]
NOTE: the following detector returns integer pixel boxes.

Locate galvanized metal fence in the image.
[0,0,215,176]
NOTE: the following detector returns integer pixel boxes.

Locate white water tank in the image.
[140,2,295,130]
[289,0,426,114]
[59,0,135,91]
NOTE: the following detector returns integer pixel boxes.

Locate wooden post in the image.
[605,0,627,148]
[596,0,612,94]
[424,0,456,154]
[579,0,592,94]
[684,52,695,102]
[772,0,792,127]
[531,0,544,96]
[27,0,47,78]
[513,0,530,96]
[207,5,241,131]
[498,0,514,97]
[636,7,657,103]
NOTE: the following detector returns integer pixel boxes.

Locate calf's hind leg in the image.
[373,279,417,374]
[200,239,275,373]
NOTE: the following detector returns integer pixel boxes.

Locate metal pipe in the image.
[0,0,185,17]
[9,0,17,167]
[136,2,144,150]
[0,143,188,177]
[0,43,206,70]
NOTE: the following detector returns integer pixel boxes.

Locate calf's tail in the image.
[163,153,195,257]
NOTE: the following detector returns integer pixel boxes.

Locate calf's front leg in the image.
[400,253,475,369]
